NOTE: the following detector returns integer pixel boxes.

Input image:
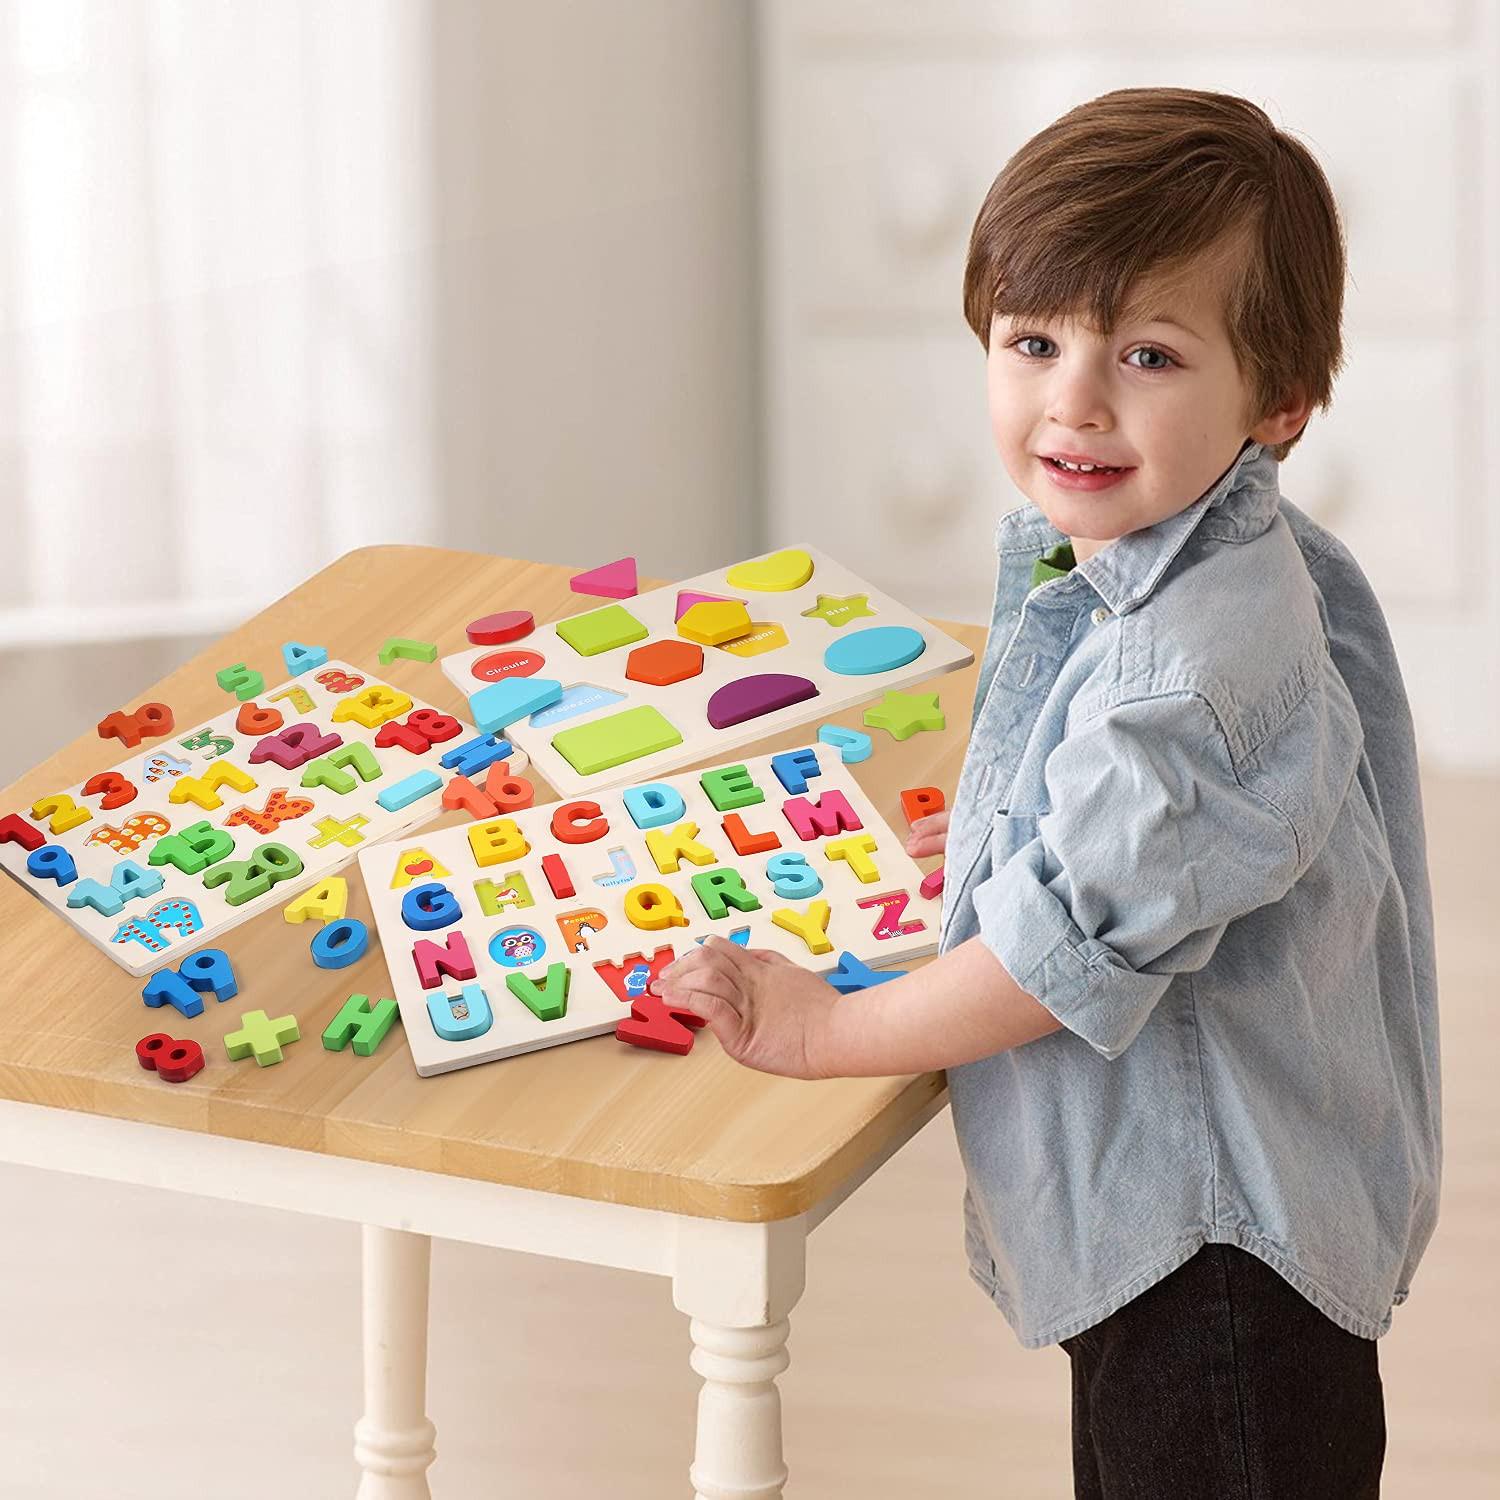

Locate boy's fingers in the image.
[656,968,743,1020]
[702,933,757,970]
[743,946,796,967]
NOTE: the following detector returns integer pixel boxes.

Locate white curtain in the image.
[1,0,436,645]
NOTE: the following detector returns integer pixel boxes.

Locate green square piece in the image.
[556,603,649,657]
[552,705,684,775]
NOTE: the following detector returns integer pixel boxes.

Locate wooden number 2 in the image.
[30,793,92,834]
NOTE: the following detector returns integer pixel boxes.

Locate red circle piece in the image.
[470,649,545,683]
[467,609,535,646]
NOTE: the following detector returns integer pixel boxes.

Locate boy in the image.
[649,87,1439,1497]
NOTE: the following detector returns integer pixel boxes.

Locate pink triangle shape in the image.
[570,556,638,599]
[674,589,746,621]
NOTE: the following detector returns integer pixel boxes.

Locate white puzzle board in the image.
[0,660,478,977]
[439,543,974,799]
[356,741,939,1076]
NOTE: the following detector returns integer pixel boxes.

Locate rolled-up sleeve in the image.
[972,690,1301,1060]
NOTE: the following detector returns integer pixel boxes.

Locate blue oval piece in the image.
[823,625,927,677]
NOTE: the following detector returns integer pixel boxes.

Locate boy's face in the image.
[985,258,1309,565]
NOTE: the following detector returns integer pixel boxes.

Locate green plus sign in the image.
[862,689,945,741]
[225,1009,302,1066]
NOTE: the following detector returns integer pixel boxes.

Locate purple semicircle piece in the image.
[706,673,819,729]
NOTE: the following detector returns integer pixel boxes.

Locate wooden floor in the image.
[0,645,1494,1497]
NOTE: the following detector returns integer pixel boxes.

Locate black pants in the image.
[1060,1242,1386,1498]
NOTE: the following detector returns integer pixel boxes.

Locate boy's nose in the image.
[1044,372,1115,432]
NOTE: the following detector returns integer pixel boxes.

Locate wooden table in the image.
[0,546,983,1498]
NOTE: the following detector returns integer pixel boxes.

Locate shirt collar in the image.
[999,438,1282,615]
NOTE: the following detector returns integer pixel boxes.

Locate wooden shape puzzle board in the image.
[0,660,477,977]
[356,741,938,1076]
[439,543,973,798]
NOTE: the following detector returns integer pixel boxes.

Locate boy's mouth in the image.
[1040,455,1135,491]
[1042,455,1128,474]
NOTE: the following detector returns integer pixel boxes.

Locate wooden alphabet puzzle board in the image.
[0,660,479,977]
[356,741,939,1075]
[439,544,974,798]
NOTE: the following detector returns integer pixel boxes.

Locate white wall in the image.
[0,0,759,656]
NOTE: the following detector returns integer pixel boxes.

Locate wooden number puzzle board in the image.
[0,660,476,978]
[439,543,974,798]
[357,741,938,1076]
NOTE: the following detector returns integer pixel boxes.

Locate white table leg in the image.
[672,1215,808,1500]
[354,1224,438,1499]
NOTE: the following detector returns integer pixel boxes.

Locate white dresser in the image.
[759,0,1499,770]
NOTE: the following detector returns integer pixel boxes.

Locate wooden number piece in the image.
[0,813,46,851]
[97,702,174,749]
[332,685,413,730]
[215,663,264,702]
[148,820,234,876]
[235,701,285,736]
[82,772,138,811]
[375,707,463,756]
[201,841,304,907]
[136,1032,206,1083]
[30,793,91,835]
[249,723,343,771]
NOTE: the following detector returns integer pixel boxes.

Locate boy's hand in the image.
[904,809,950,860]
[647,935,840,1080]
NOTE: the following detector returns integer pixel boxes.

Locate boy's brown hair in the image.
[962,87,1347,461]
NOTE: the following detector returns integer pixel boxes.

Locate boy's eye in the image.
[1006,335,1178,372]
[1126,346,1176,372]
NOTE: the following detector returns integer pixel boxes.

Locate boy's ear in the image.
[1248,385,1314,447]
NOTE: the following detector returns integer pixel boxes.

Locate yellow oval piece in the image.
[678,599,754,646]
[724,548,814,592]
[717,621,789,658]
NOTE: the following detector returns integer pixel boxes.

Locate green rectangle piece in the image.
[551,705,684,775]
[556,604,649,657]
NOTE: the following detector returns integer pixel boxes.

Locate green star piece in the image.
[863,689,945,742]
[225,1009,302,1067]
[800,593,877,628]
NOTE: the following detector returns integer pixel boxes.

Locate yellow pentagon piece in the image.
[678,599,754,646]
[724,548,815,592]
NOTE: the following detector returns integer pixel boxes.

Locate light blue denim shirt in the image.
[939,437,1441,1350]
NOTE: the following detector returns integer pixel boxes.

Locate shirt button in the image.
[1091,606,1110,624]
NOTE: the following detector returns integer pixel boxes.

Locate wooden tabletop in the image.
[0,546,984,1221]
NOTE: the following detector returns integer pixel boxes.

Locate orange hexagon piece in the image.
[625,638,705,686]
